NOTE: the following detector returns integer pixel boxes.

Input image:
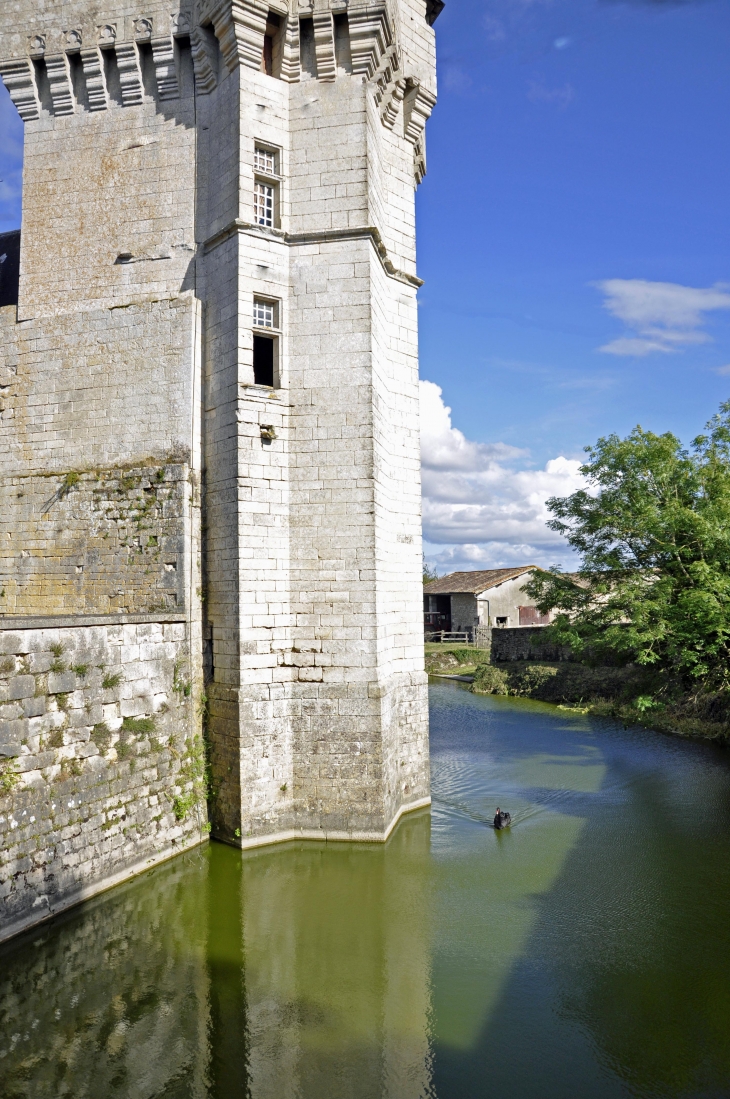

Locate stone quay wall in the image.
[0,620,204,942]
[490,627,574,664]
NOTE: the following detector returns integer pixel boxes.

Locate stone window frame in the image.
[253,142,282,229]
[252,295,282,389]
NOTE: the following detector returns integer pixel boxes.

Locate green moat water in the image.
[3,680,730,1098]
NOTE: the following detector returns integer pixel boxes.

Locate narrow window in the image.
[254,181,274,227]
[253,298,275,328]
[253,144,280,229]
[252,297,280,387]
[262,34,273,75]
[253,336,275,387]
[254,146,276,174]
[261,13,281,76]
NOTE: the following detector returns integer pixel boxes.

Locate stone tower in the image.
[0,0,439,934]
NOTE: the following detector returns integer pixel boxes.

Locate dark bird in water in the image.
[494,807,511,830]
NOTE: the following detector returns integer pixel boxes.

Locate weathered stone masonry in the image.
[0,0,439,939]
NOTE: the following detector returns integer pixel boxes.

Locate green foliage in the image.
[472,664,510,695]
[60,471,80,496]
[92,722,113,752]
[50,642,66,672]
[121,716,156,735]
[0,760,20,796]
[102,671,122,690]
[48,727,65,749]
[173,662,192,698]
[72,664,89,677]
[525,401,730,689]
[172,735,211,823]
[423,556,438,585]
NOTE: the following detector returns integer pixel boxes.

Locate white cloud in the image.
[596,278,730,356]
[715,364,730,376]
[420,381,584,571]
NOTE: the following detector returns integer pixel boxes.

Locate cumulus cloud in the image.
[420,381,584,571]
[596,279,730,356]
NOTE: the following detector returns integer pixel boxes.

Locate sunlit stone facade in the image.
[0,0,439,936]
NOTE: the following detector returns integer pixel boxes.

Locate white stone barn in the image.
[424,567,551,637]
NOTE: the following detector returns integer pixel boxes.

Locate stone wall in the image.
[0,463,189,616]
[0,0,439,939]
[491,626,574,664]
[0,620,204,942]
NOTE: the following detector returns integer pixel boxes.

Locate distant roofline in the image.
[423,566,538,596]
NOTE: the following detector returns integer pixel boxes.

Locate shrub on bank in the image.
[471,660,730,742]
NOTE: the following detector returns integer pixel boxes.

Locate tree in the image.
[423,556,439,585]
[525,401,730,688]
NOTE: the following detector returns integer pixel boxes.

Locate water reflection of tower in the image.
[238,810,433,1099]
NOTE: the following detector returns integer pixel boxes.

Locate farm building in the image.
[423,567,551,638]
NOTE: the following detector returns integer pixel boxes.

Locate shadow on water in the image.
[428,681,730,1099]
[2,681,730,1098]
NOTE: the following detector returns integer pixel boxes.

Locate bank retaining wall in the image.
[490,627,574,664]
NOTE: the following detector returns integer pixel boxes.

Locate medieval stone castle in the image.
[0,0,439,938]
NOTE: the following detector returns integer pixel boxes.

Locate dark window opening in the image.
[0,230,21,309]
[262,13,281,76]
[262,35,273,75]
[423,593,451,633]
[253,335,275,387]
[495,616,508,627]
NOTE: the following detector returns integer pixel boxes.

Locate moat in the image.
[3,680,730,1099]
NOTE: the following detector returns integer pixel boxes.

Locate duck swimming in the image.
[493,807,511,830]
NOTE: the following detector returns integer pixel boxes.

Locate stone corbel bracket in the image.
[403,79,436,183]
[0,13,193,118]
[403,79,436,145]
[312,12,336,83]
[195,0,269,74]
[0,58,40,121]
[348,3,391,78]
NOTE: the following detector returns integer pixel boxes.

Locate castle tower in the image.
[0,0,439,933]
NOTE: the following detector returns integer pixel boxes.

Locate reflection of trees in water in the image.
[0,853,211,1099]
[553,756,730,1097]
[0,813,434,1099]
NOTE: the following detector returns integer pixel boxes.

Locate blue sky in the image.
[2,2,729,572]
[418,0,730,572]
